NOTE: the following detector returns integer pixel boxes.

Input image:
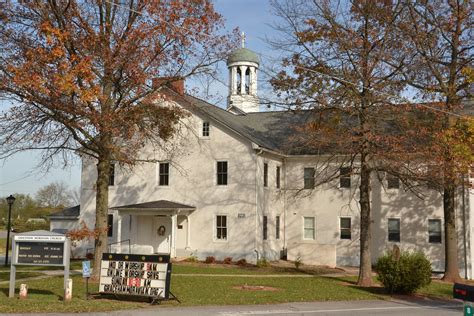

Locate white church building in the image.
[50,43,474,277]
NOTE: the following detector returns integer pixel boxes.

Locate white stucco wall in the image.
[72,101,472,275]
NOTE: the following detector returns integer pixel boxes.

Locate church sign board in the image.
[9,230,70,298]
[99,253,172,300]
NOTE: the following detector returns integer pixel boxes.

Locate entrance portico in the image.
[111,200,195,257]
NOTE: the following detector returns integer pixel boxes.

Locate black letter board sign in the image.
[17,242,64,265]
[99,253,172,299]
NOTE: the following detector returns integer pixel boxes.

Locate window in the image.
[276,215,280,240]
[263,216,268,240]
[108,163,115,186]
[303,217,315,240]
[429,219,442,243]
[388,218,400,242]
[263,163,268,187]
[387,175,400,189]
[159,162,169,186]
[202,121,210,137]
[304,168,315,189]
[340,217,351,240]
[276,166,281,189]
[217,161,228,185]
[216,215,227,240]
[107,214,113,237]
[340,167,351,188]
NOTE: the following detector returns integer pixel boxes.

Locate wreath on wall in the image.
[158,225,166,236]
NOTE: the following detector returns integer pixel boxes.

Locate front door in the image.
[153,216,171,254]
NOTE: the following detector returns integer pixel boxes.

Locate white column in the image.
[240,66,247,95]
[248,67,254,95]
[253,68,258,96]
[231,67,238,94]
[171,214,177,257]
[186,215,191,248]
[117,213,122,252]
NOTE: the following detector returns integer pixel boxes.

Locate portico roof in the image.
[111,200,195,212]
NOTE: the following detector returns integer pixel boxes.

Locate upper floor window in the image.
[276,166,281,189]
[107,214,113,237]
[303,217,315,240]
[216,215,227,240]
[276,215,280,240]
[159,162,169,186]
[108,163,115,186]
[340,167,351,188]
[428,219,442,243]
[263,163,268,187]
[340,217,351,240]
[217,161,228,185]
[388,218,400,242]
[304,168,315,189]
[263,215,268,240]
[387,175,400,189]
[202,121,210,137]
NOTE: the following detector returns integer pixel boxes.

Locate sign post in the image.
[82,260,91,299]
[9,231,70,299]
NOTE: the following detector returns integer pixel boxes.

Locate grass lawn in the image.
[0,272,44,282]
[0,262,456,313]
[0,238,7,255]
[0,267,456,313]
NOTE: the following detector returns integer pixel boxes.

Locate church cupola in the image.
[227,33,260,113]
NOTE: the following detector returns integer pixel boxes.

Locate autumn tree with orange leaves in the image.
[395,0,473,282]
[269,0,408,286]
[0,1,235,278]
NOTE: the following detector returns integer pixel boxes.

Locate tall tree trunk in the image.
[442,184,461,282]
[92,157,110,280]
[357,153,372,286]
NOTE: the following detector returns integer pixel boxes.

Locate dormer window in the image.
[202,122,210,137]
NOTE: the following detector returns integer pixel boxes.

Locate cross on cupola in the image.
[226,32,260,113]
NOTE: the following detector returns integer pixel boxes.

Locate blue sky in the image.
[0,0,279,197]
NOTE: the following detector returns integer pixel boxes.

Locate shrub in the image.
[185,256,198,263]
[376,249,432,294]
[256,258,270,268]
[85,252,94,260]
[204,256,216,264]
[223,257,233,264]
[294,256,302,269]
[236,258,247,266]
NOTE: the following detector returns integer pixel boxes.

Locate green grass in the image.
[0,262,456,313]
[0,275,147,313]
[0,260,84,272]
[172,262,324,275]
[170,275,382,305]
[0,272,43,282]
[0,238,7,255]
[418,280,453,300]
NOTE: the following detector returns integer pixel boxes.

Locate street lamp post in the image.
[4,195,15,267]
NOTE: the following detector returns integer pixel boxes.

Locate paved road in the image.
[3,298,463,316]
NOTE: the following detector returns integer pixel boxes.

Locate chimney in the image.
[152,77,185,95]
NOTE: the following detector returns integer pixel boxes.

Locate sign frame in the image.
[9,231,70,298]
[99,253,173,302]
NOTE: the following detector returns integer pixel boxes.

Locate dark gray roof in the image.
[183,94,314,154]
[112,200,195,210]
[49,205,80,220]
[180,94,474,156]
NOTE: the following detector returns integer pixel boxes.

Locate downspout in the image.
[255,147,263,262]
[462,175,468,279]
